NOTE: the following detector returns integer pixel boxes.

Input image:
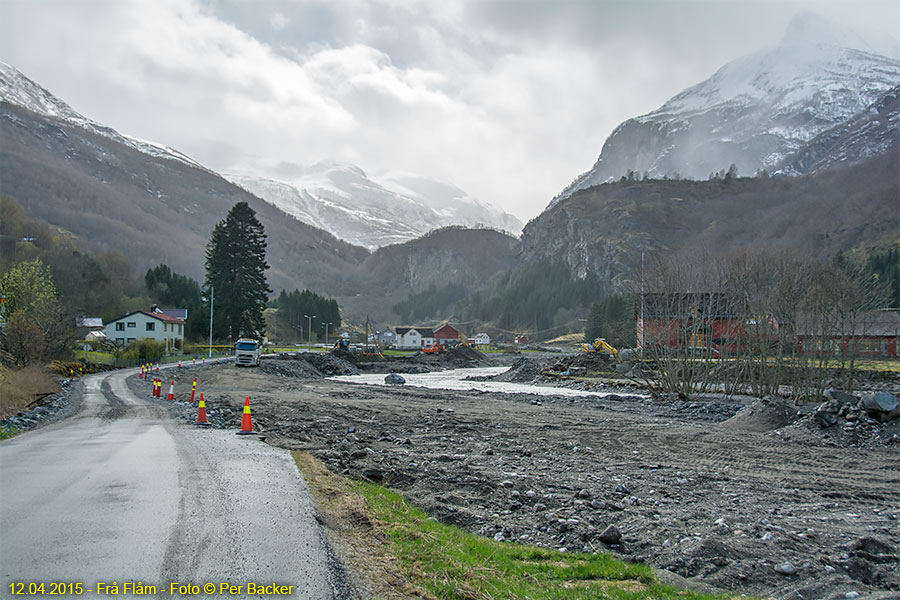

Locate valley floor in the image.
[138,355,899,600]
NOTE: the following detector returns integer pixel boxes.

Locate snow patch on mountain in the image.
[230,163,522,250]
[552,13,900,207]
[0,60,208,171]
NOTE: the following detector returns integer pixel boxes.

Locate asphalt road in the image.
[0,368,334,599]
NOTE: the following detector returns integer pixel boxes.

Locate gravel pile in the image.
[0,379,80,432]
[260,353,359,378]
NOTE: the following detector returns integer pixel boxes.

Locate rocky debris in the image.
[486,357,545,383]
[260,353,359,378]
[718,395,800,432]
[384,373,406,385]
[443,345,492,367]
[0,379,79,432]
[784,390,900,448]
[860,392,900,422]
[162,361,900,600]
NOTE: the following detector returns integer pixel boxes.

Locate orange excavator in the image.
[422,343,445,354]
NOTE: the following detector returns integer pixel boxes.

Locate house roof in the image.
[108,310,185,325]
[640,292,743,320]
[156,308,188,320]
[76,317,104,328]
[396,327,435,337]
[797,310,900,337]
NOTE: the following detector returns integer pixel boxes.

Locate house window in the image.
[127,322,136,328]
[178,324,183,335]
[127,338,135,344]
[146,322,155,331]
[116,338,125,345]
[116,323,125,331]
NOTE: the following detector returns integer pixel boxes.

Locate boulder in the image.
[824,387,857,405]
[598,524,622,544]
[813,410,838,428]
[384,373,406,385]
[860,392,900,422]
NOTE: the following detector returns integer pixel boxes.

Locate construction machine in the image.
[580,338,620,362]
[422,343,445,354]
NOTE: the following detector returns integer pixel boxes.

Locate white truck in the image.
[234,338,262,367]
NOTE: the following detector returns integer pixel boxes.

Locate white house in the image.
[377,330,396,347]
[104,310,185,351]
[473,333,491,346]
[395,327,434,350]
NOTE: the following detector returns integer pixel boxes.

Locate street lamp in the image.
[322,322,333,347]
[304,314,315,349]
[206,286,214,358]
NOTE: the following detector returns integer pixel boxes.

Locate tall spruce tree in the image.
[204,202,271,340]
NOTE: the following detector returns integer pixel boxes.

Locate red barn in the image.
[797,309,900,357]
[433,324,460,346]
[637,292,745,354]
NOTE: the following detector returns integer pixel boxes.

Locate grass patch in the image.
[292,451,745,600]
[0,364,60,420]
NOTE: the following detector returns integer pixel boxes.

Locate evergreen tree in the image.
[204,203,271,340]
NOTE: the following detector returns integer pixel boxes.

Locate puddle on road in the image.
[330,367,647,399]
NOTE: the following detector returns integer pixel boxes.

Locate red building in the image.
[796,310,900,357]
[637,293,745,354]
[433,324,460,346]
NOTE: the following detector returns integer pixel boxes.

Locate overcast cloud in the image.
[1,0,897,221]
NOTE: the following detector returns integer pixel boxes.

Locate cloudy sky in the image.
[1,0,897,222]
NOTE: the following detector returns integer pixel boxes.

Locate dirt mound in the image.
[260,353,359,378]
[490,357,545,383]
[443,345,491,367]
[717,395,800,432]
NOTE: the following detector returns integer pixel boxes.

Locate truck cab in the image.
[235,338,261,367]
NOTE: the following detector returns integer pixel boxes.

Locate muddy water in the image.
[330,367,648,399]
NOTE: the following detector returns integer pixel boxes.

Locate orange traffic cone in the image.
[195,393,210,426]
[139,365,144,379]
[166,380,175,401]
[190,378,197,403]
[155,379,161,398]
[236,396,254,435]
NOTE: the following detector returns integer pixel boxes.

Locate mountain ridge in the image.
[229,164,522,250]
[552,14,900,207]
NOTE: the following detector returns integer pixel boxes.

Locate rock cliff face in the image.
[522,152,898,293]
[359,228,520,295]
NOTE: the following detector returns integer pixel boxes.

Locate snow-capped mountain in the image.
[0,61,207,170]
[1,60,521,250]
[553,13,900,205]
[229,164,523,250]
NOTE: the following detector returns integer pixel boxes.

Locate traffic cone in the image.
[236,396,254,435]
[138,365,144,379]
[166,380,175,401]
[190,378,197,404]
[155,379,161,398]
[195,393,210,426]
[178,360,182,368]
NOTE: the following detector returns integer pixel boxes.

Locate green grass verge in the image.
[294,449,742,600]
[0,425,19,441]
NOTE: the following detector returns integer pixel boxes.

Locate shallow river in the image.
[330,367,647,399]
